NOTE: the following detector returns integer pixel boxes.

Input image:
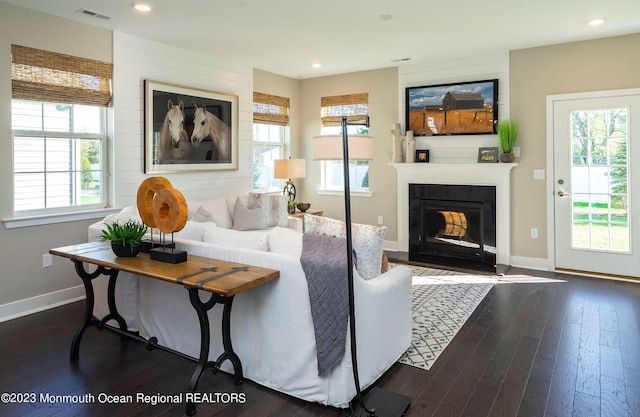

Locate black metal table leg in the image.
[71,261,127,360]
[185,288,242,416]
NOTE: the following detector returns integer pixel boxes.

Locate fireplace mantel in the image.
[390,162,517,266]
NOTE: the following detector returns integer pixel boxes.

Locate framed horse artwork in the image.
[144,80,238,173]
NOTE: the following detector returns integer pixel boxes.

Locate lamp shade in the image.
[273,158,306,179]
[312,135,374,161]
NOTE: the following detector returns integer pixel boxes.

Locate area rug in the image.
[391,263,497,371]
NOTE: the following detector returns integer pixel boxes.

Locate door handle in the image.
[557,190,571,197]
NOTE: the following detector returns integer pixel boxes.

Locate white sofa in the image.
[87,196,412,409]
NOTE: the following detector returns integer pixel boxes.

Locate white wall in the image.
[398,53,510,163]
[111,32,254,206]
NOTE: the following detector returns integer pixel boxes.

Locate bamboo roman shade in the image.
[253,92,290,126]
[321,93,369,126]
[11,44,113,107]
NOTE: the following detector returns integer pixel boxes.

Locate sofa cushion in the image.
[202,224,269,251]
[268,226,303,257]
[189,197,232,229]
[173,221,209,241]
[232,198,267,231]
[304,214,386,280]
[249,193,289,227]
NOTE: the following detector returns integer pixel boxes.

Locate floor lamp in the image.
[313,117,411,417]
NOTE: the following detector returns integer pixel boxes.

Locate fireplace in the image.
[392,162,516,273]
[409,184,496,272]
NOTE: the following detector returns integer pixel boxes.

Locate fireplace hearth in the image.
[409,184,497,272]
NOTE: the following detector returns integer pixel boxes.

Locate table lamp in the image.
[274,157,306,201]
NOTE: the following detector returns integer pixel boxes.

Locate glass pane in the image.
[13,136,44,173]
[74,105,102,134]
[14,173,45,211]
[569,108,629,253]
[43,103,72,132]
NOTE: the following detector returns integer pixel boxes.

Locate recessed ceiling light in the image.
[132,3,152,12]
[311,63,322,68]
[378,14,393,21]
[587,18,605,26]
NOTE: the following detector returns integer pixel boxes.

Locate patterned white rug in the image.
[391,263,497,371]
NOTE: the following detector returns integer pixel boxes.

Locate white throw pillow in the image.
[232,198,267,231]
[304,214,386,280]
[249,193,289,227]
[190,197,232,229]
[191,206,217,224]
[203,224,269,251]
[268,226,303,257]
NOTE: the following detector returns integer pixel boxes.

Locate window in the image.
[253,92,290,191]
[11,44,112,215]
[12,101,107,213]
[320,93,369,191]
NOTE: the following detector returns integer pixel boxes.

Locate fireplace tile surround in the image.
[391,163,517,272]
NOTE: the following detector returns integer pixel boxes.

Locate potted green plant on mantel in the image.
[99,219,148,257]
[497,119,518,163]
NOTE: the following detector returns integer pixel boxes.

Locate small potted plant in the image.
[287,200,297,214]
[99,219,148,257]
[497,119,518,163]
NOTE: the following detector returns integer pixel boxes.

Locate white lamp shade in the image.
[274,158,306,179]
[312,135,374,161]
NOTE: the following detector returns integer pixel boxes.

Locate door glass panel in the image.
[570,108,629,252]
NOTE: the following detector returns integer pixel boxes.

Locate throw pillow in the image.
[232,198,267,231]
[189,196,233,229]
[303,214,387,280]
[191,206,217,224]
[249,193,289,227]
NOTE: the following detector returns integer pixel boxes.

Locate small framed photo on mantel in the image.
[415,149,430,162]
[477,147,498,163]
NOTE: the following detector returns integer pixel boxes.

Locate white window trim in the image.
[2,208,120,229]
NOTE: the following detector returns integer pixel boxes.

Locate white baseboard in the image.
[510,256,549,271]
[0,285,85,323]
[383,240,398,251]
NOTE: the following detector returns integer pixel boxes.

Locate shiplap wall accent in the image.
[397,53,509,163]
[112,32,254,207]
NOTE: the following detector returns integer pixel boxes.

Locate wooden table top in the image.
[50,242,279,297]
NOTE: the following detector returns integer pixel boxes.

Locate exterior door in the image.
[551,89,640,278]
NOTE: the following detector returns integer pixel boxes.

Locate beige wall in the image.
[298,67,400,240]
[509,33,640,261]
[0,3,112,307]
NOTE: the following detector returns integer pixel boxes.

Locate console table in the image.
[49,242,279,416]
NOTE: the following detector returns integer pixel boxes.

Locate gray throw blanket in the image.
[300,233,349,377]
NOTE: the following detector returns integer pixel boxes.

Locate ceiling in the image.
[3,0,640,79]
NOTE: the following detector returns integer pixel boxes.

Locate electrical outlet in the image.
[533,169,545,180]
[531,228,539,239]
[42,253,53,268]
[377,216,383,225]
[513,147,520,158]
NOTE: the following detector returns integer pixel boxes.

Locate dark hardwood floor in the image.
[1,267,639,417]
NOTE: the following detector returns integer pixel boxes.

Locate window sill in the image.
[2,208,120,229]
[316,189,374,198]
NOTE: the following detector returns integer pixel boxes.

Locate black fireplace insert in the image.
[409,183,496,272]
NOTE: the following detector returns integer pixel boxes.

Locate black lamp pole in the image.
[339,116,411,417]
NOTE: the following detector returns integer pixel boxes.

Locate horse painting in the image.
[158,100,190,164]
[191,105,231,162]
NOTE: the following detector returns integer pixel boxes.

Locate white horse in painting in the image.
[191,105,231,162]
[158,100,190,163]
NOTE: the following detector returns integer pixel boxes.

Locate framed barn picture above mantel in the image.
[405,79,498,136]
[144,80,238,173]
